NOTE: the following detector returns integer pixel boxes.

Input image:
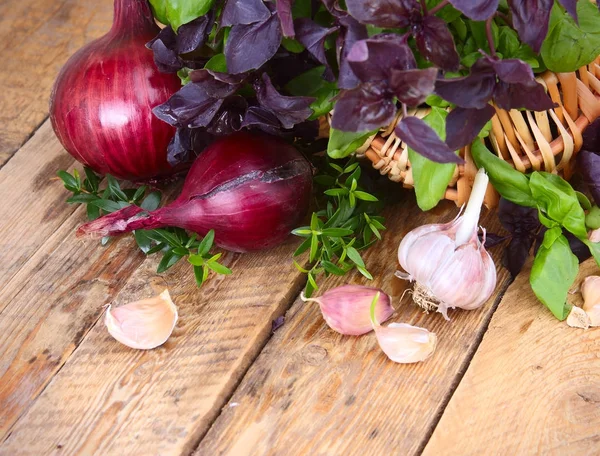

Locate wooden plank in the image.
[422,259,600,456]
[194,199,512,456]
[0,121,79,290]
[0,236,307,454]
[0,0,113,167]
[0,204,146,439]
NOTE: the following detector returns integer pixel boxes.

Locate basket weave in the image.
[357,56,600,208]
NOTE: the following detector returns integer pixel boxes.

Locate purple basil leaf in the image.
[225,14,282,74]
[445,105,495,150]
[491,58,535,84]
[337,15,368,89]
[447,0,499,20]
[221,0,270,26]
[395,117,464,164]
[330,83,396,132]
[277,0,295,37]
[577,150,600,205]
[388,67,437,106]
[294,18,339,70]
[508,0,554,53]
[493,80,556,111]
[345,0,420,28]
[583,118,600,153]
[153,83,223,128]
[255,73,314,129]
[206,96,248,136]
[189,69,241,98]
[480,232,508,248]
[414,16,460,71]
[503,236,535,277]
[565,232,592,263]
[176,12,214,54]
[347,34,416,82]
[146,27,182,73]
[435,60,496,109]
[241,106,283,135]
[498,198,540,235]
[167,128,194,166]
[558,0,578,23]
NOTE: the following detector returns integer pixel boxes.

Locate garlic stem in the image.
[300,292,321,305]
[455,168,489,247]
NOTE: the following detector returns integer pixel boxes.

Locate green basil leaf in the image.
[576,191,592,211]
[584,240,600,269]
[530,230,578,321]
[161,0,214,31]
[282,37,305,53]
[327,128,375,159]
[149,0,169,24]
[204,53,227,72]
[496,26,520,57]
[541,1,600,72]
[470,140,536,207]
[426,0,461,22]
[529,172,588,240]
[408,107,457,211]
[586,206,600,230]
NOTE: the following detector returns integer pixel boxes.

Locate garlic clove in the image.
[301,285,394,336]
[567,306,591,329]
[581,276,600,306]
[105,289,178,350]
[589,228,600,243]
[374,323,437,364]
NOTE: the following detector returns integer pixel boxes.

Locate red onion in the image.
[77,132,313,252]
[50,0,181,181]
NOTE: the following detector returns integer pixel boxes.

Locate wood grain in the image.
[0,122,79,290]
[0,203,146,439]
[195,198,512,456]
[422,259,600,456]
[0,237,307,455]
[0,0,113,167]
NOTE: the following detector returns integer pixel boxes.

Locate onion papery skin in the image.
[50,0,181,181]
[77,132,314,252]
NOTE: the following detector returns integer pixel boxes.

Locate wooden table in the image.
[1,2,599,455]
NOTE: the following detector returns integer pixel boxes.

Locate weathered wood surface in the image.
[195,200,512,456]
[0,0,113,167]
[423,258,600,456]
[0,122,78,290]
[0,238,307,455]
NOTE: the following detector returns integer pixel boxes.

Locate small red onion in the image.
[76,132,313,252]
[50,0,181,181]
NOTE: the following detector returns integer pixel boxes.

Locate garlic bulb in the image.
[566,305,590,329]
[105,289,178,350]
[581,276,600,326]
[301,285,394,336]
[370,293,436,363]
[397,168,497,319]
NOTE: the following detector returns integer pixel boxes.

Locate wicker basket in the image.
[356,56,600,208]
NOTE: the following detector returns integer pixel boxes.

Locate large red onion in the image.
[50,0,181,181]
[77,132,313,252]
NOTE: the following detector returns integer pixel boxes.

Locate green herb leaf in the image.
[294,237,312,256]
[530,230,578,320]
[83,167,100,193]
[576,191,592,211]
[197,229,215,255]
[471,140,536,207]
[67,194,99,204]
[346,246,365,268]
[204,53,227,72]
[327,128,375,159]
[141,191,162,211]
[57,170,80,192]
[157,251,183,273]
[541,1,600,73]
[310,233,319,263]
[134,230,154,254]
[408,107,457,211]
[106,175,128,201]
[152,0,214,31]
[194,265,205,287]
[207,261,232,275]
[320,228,354,237]
[321,260,346,276]
[90,199,126,213]
[529,172,588,240]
